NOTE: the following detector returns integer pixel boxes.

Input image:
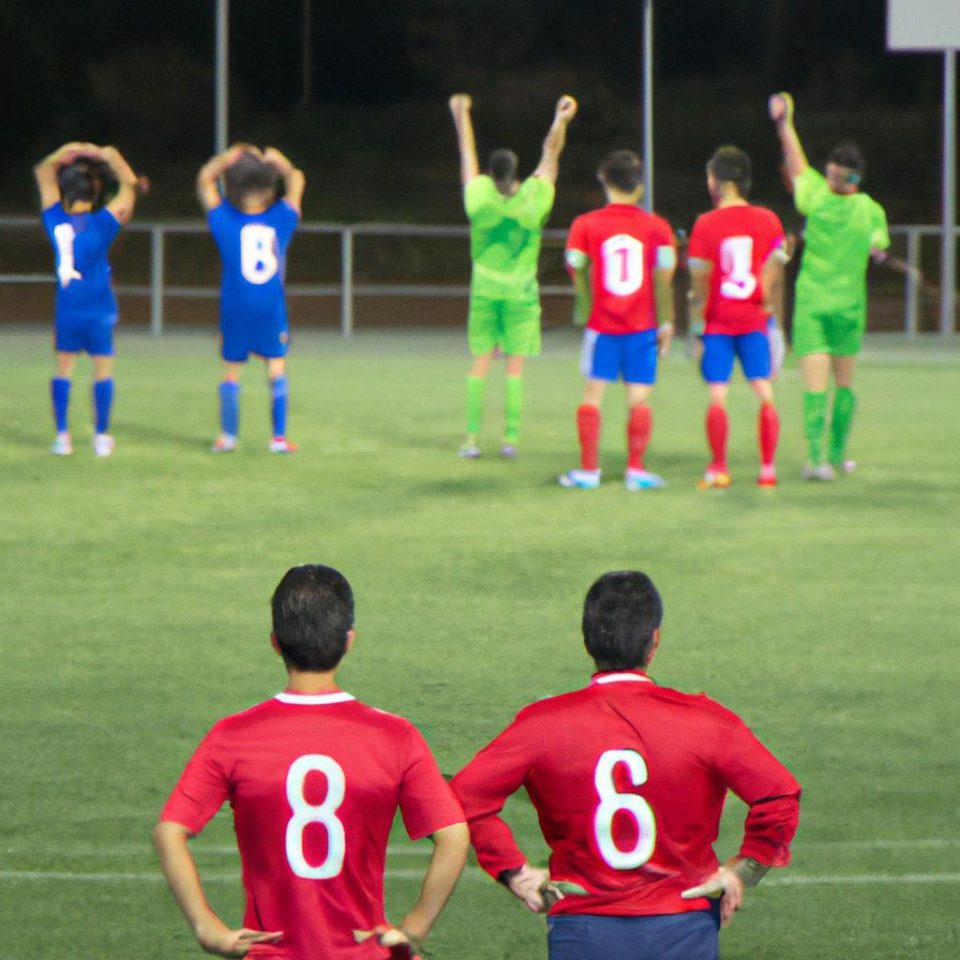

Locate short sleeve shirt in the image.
[565,205,676,334]
[160,691,464,960]
[208,199,300,325]
[41,204,121,325]
[687,204,786,335]
[464,175,555,301]
[793,167,889,315]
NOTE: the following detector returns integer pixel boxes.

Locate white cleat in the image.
[558,468,601,489]
[211,434,238,453]
[624,469,666,491]
[51,432,73,456]
[93,433,115,458]
[802,462,835,481]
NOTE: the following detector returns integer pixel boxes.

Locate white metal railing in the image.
[0,217,956,337]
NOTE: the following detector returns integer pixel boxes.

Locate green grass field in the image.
[1,326,958,959]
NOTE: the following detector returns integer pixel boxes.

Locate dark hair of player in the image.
[271,564,355,672]
[488,149,519,190]
[223,152,281,207]
[828,142,864,181]
[597,151,643,193]
[57,163,99,208]
[707,145,752,198]
[582,571,663,671]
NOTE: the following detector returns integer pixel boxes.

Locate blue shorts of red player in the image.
[581,329,659,384]
[55,316,116,356]
[700,331,771,384]
[220,316,289,363]
[547,903,721,960]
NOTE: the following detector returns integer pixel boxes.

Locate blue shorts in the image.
[581,329,658,385]
[700,331,771,383]
[55,317,115,356]
[547,907,720,960]
[220,314,289,363]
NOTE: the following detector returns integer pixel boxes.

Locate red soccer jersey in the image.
[566,204,676,334]
[687,204,786,335]
[160,690,464,960]
[451,671,800,918]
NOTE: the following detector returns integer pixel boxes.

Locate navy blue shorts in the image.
[547,907,720,960]
[582,329,658,385]
[220,315,289,363]
[55,317,115,356]
[700,331,771,383]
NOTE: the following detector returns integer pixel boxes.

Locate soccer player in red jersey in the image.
[559,151,676,491]
[155,565,468,960]
[687,146,788,489]
[452,571,800,960]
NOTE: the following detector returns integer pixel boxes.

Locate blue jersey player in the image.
[197,144,305,453]
[34,142,140,457]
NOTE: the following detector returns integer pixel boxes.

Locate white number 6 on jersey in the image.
[593,749,657,869]
[285,754,346,879]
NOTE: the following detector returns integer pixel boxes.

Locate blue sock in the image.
[219,381,240,436]
[271,377,288,438]
[93,379,114,434]
[51,378,71,433]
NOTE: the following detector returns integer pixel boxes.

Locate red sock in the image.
[577,404,601,471]
[759,402,779,468]
[627,404,651,471]
[706,404,728,472]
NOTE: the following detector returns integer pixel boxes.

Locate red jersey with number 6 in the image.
[451,671,800,917]
[566,204,677,334]
[687,204,785,335]
[160,691,464,959]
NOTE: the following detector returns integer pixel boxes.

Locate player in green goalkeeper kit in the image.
[449,93,577,459]
[769,92,890,480]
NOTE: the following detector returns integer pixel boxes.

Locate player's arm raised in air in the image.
[33,141,97,211]
[448,94,480,185]
[196,143,252,211]
[96,145,141,224]
[531,95,578,185]
[263,147,306,214]
[154,820,282,958]
[768,92,809,182]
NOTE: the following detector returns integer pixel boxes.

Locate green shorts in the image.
[468,295,542,357]
[792,302,865,357]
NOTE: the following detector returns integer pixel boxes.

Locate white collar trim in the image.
[275,692,355,705]
[593,673,653,685]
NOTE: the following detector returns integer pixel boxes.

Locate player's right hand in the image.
[448,93,472,114]
[768,92,794,125]
[197,926,283,958]
[506,863,551,912]
[556,95,578,121]
[681,865,744,927]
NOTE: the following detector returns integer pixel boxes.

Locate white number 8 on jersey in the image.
[593,749,657,869]
[285,754,346,879]
[240,224,280,285]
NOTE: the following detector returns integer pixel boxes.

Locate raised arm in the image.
[448,94,480,185]
[768,92,809,182]
[532,95,578,185]
[263,147,306,214]
[97,146,141,224]
[196,144,250,211]
[33,142,96,211]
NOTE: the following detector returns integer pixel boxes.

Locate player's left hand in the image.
[197,925,283,958]
[657,323,674,358]
[555,95,578,122]
[680,866,744,926]
[353,926,421,960]
[506,863,551,912]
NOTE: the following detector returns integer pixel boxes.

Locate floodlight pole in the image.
[941,50,957,335]
[642,0,654,212]
[215,0,229,155]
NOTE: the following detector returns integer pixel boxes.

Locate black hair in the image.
[582,571,663,671]
[828,142,864,181]
[597,150,643,193]
[223,151,281,207]
[271,565,354,672]
[488,149,518,190]
[707,145,752,198]
[57,162,98,208]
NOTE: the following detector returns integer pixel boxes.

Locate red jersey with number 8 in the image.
[687,204,785,335]
[160,691,464,959]
[566,205,677,334]
[451,672,800,917]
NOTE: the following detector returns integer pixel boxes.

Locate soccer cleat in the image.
[558,468,601,489]
[51,432,73,456]
[831,459,856,475]
[92,433,115,458]
[802,462,835,481]
[500,443,518,459]
[269,437,299,454]
[458,442,481,459]
[624,468,666,491]
[756,465,778,487]
[697,470,732,490]
[210,434,237,453]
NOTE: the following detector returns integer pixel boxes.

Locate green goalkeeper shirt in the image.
[794,167,890,315]
[464,175,555,301]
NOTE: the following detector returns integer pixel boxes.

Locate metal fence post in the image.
[341,227,354,337]
[150,226,165,336]
[905,228,920,338]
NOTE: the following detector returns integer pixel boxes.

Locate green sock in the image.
[466,375,485,436]
[504,376,523,444]
[803,391,828,464]
[829,387,856,466]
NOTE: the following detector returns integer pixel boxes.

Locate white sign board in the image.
[888,0,960,50]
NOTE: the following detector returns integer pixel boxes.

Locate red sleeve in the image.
[450,715,535,878]
[398,726,465,841]
[687,214,712,262]
[159,726,230,834]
